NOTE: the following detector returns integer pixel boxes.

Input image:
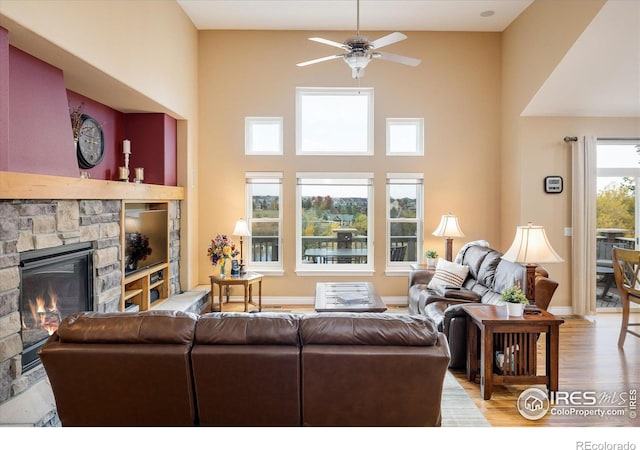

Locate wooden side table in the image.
[209,272,263,312]
[461,304,564,400]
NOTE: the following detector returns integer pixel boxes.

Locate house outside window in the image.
[296,173,374,275]
[245,172,283,273]
[296,87,374,155]
[386,173,423,273]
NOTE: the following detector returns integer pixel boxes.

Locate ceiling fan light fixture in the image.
[344,52,371,78]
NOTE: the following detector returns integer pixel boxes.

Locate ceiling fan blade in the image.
[370,32,407,50]
[374,52,421,67]
[308,37,348,50]
[297,54,343,67]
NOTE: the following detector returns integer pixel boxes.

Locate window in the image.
[386,118,424,156]
[296,173,374,275]
[296,87,374,155]
[246,172,283,273]
[245,117,283,155]
[386,174,424,272]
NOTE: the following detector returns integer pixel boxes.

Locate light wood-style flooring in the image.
[216,301,639,427]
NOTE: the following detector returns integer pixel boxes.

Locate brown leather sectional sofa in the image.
[39,310,451,427]
[408,244,558,369]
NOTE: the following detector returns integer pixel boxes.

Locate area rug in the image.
[441,371,490,427]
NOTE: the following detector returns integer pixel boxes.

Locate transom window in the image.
[245,117,283,155]
[386,118,424,156]
[296,173,374,275]
[296,87,374,155]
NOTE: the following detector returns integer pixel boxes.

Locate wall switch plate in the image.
[564,227,572,237]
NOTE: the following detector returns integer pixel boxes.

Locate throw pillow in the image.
[427,258,469,292]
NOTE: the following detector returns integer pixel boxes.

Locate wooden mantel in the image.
[0,171,184,200]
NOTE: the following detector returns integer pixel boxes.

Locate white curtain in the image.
[571,136,597,317]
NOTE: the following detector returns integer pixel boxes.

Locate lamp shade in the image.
[232,219,251,237]
[432,214,465,238]
[502,223,564,264]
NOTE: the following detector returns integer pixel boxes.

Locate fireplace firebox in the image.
[19,242,94,371]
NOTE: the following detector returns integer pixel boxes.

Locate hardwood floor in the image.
[217,302,639,427]
[452,311,639,427]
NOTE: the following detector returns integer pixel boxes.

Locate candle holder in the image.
[118,166,129,182]
[134,167,144,183]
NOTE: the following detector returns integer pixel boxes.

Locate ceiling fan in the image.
[296,0,421,79]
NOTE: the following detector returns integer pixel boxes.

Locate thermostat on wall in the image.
[544,176,563,194]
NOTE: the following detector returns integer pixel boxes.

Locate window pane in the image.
[250,222,279,262]
[389,184,417,219]
[297,88,373,155]
[390,223,417,262]
[251,183,280,218]
[246,118,282,155]
[247,175,282,264]
[299,179,370,266]
[387,119,424,155]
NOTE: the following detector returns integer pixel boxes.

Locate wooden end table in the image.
[209,272,263,312]
[461,304,564,400]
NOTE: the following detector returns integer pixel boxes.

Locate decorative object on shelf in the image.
[425,249,438,268]
[134,167,144,183]
[69,102,84,148]
[125,233,152,272]
[75,114,104,169]
[432,214,465,262]
[121,140,131,182]
[501,285,529,316]
[232,218,252,275]
[502,222,564,303]
[207,234,240,278]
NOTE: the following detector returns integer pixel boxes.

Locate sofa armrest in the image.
[443,287,482,302]
[409,269,434,287]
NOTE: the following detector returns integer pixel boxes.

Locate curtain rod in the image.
[563,136,577,142]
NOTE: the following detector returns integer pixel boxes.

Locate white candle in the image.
[123,140,131,155]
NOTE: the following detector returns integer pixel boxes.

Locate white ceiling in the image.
[177,0,640,118]
[176,0,533,31]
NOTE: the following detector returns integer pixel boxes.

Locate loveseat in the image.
[408,243,558,369]
[39,310,450,426]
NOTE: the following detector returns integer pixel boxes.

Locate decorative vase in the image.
[506,302,524,317]
[219,260,227,277]
[427,257,436,268]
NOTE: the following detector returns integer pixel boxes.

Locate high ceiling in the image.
[177,0,640,118]
[176,0,533,31]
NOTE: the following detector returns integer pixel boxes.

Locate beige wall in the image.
[501,0,640,308]
[0,0,201,290]
[198,30,502,298]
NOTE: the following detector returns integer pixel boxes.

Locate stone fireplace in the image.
[19,242,95,372]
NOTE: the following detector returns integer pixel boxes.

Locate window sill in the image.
[295,268,374,277]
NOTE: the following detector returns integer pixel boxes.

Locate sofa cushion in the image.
[300,313,438,346]
[493,259,525,294]
[57,310,197,344]
[475,250,502,288]
[460,245,495,280]
[195,312,300,345]
[427,258,469,291]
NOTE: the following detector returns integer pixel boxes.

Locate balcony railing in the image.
[248,235,417,263]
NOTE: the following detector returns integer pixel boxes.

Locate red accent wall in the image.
[0,28,9,169]
[1,34,177,184]
[7,47,78,177]
[124,113,177,186]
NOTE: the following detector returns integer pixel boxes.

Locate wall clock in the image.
[76,114,105,169]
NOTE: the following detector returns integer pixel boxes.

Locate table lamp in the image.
[232,219,251,275]
[432,214,465,261]
[502,222,564,303]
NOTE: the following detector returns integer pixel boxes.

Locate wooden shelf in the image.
[0,171,184,200]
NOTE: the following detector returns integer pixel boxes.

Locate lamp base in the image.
[525,263,536,305]
[445,238,454,262]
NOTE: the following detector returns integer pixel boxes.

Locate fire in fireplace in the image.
[19,242,94,371]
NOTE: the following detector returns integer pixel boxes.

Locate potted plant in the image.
[425,249,438,267]
[501,285,528,316]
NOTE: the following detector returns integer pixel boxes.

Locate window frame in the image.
[295,87,374,156]
[245,117,284,156]
[386,173,424,274]
[245,172,283,274]
[386,118,424,156]
[295,172,374,276]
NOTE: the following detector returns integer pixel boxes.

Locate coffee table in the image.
[314,282,386,312]
[461,304,564,400]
